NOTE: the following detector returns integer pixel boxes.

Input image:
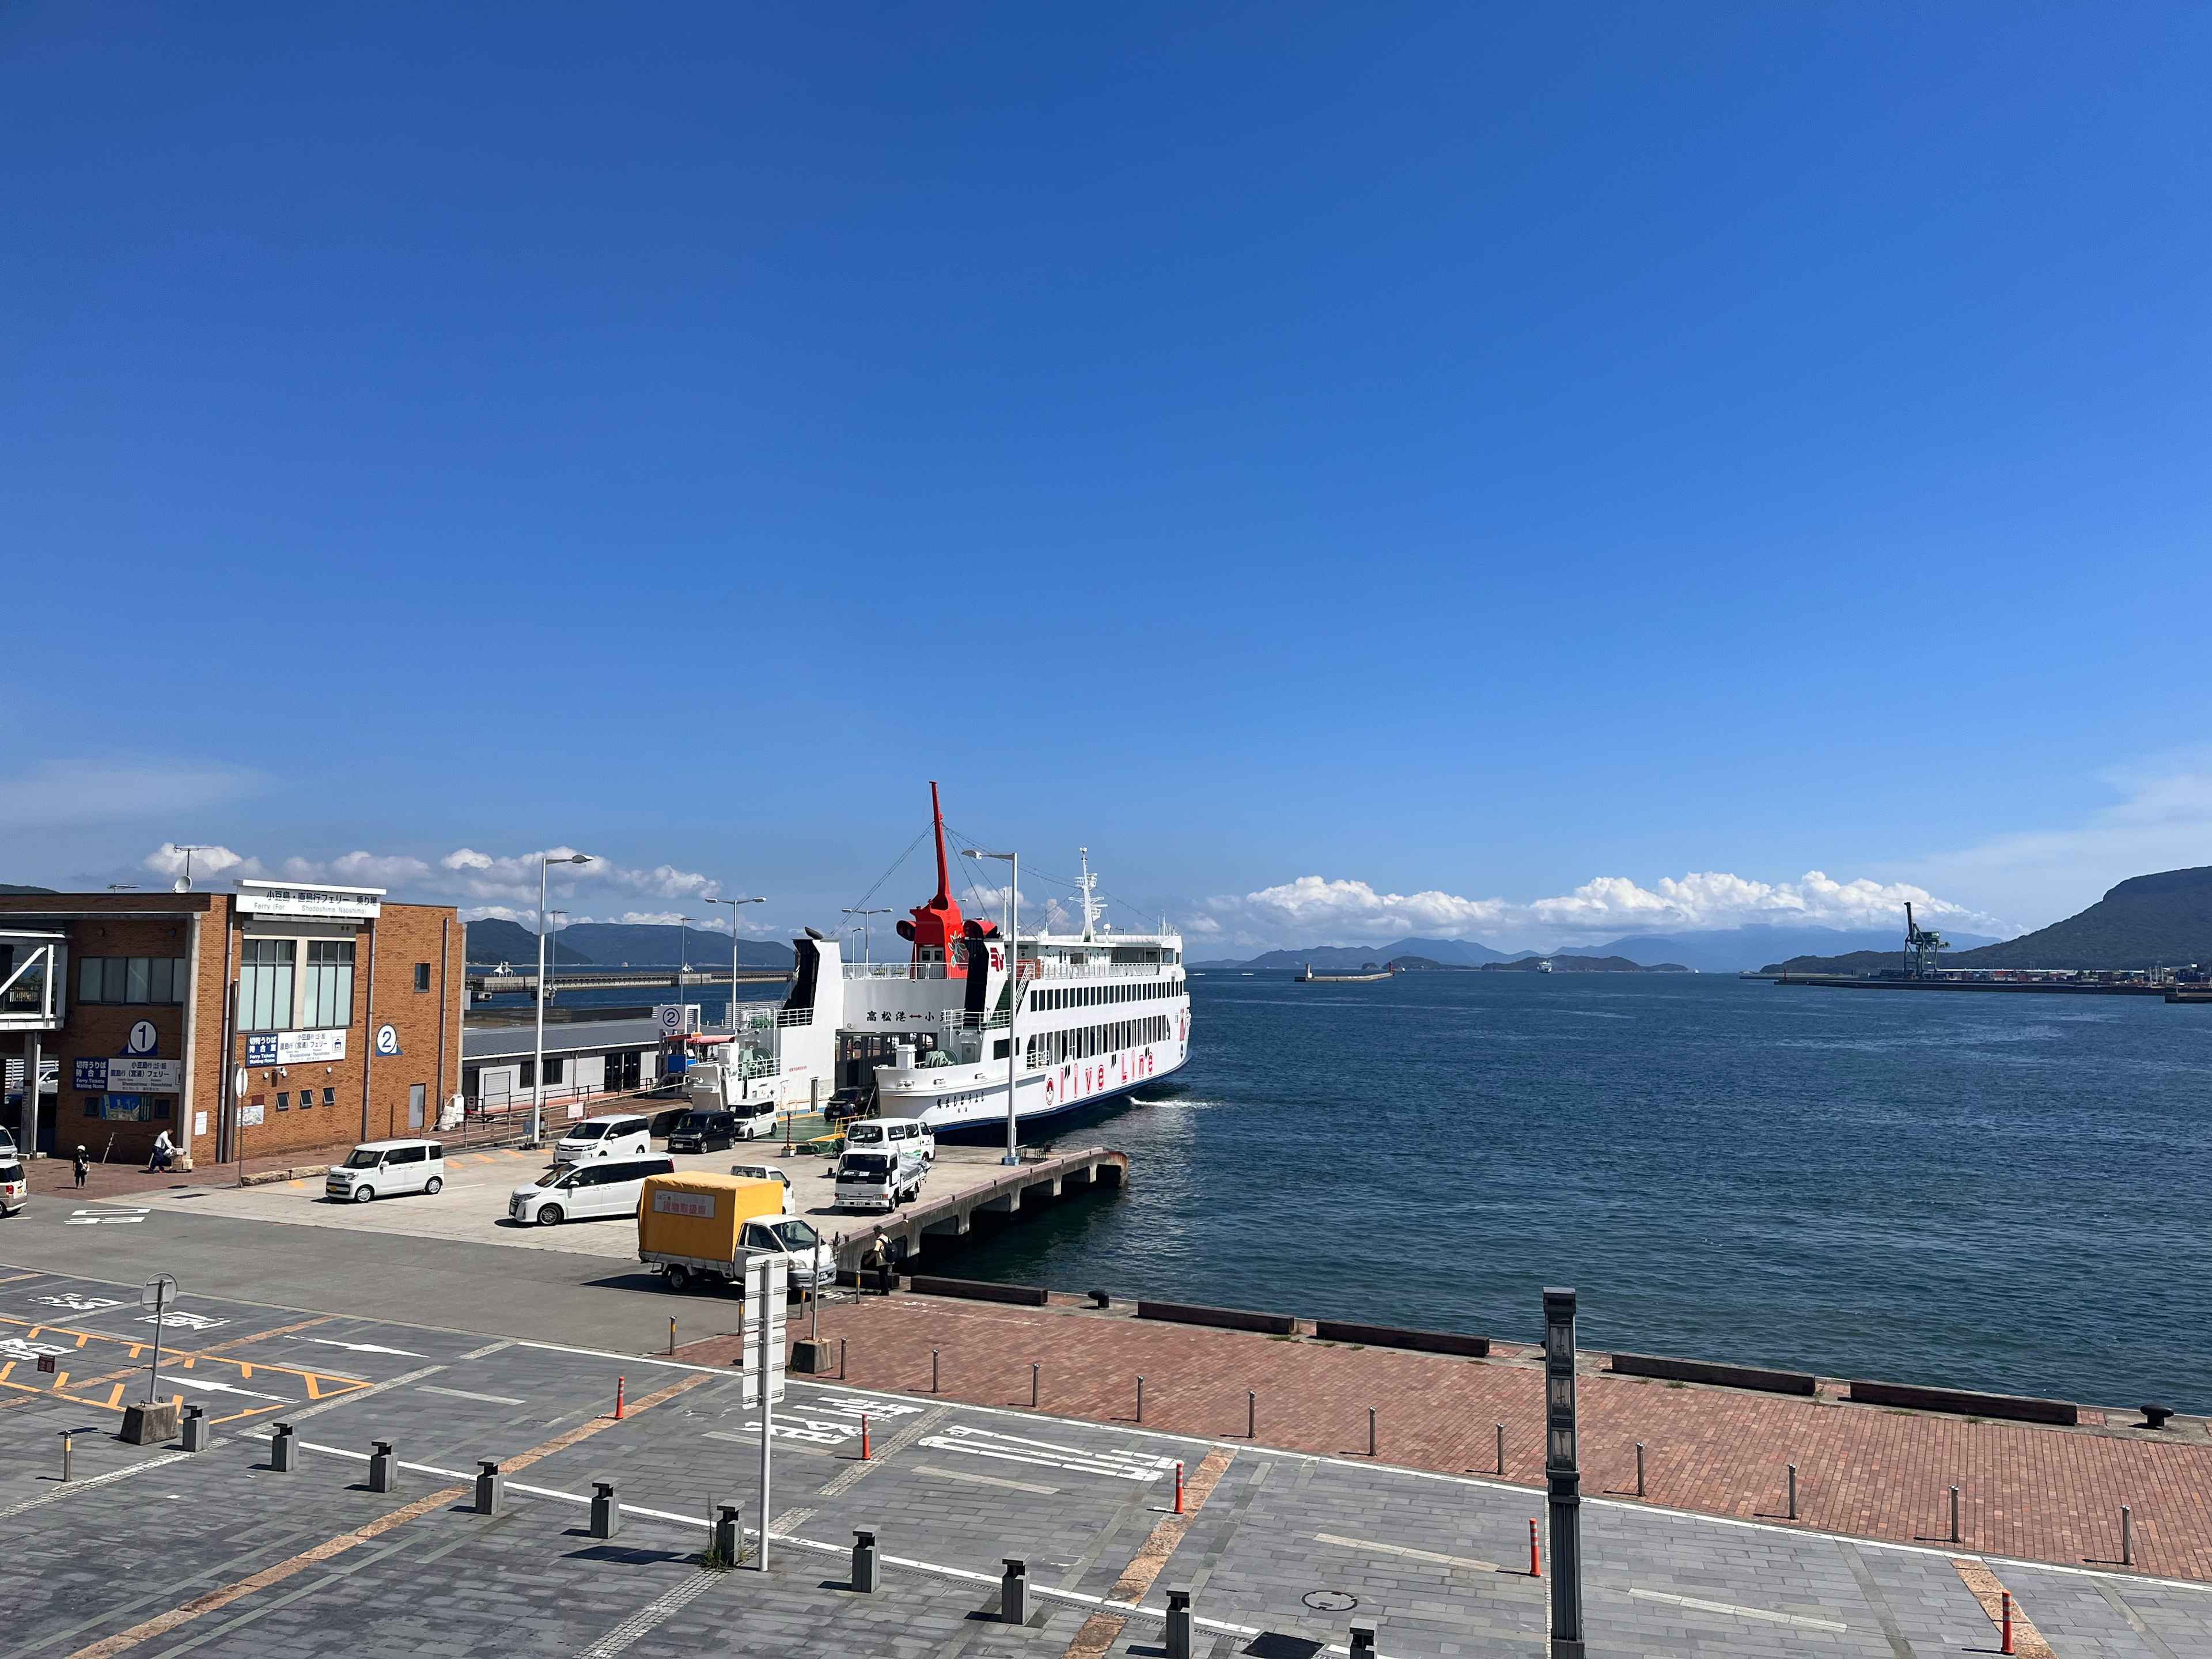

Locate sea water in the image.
[955,971,2212,1413]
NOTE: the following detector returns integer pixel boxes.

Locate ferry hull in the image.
[876,1044,1187,1141]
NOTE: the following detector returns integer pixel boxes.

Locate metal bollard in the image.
[931,1349,939,1392]
[1635,1442,1645,1497]
[1137,1376,1145,1423]
[1031,1362,1039,1408]
[271,1423,297,1472]
[1350,1628,1376,1658]
[1368,1406,1376,1457]
[715,1504,740,1566]
[181,1406,207,1453]
[476,1460,505,1516]
[1165,1589,1192,1659]
[1001,1558,1027,1625]
[1949,1484,1960,1544]
[851,1528,878,1593]
[1786,1463,1797,1521]
[1247,1389,1256,1439]
[669,1317,676,1358]
[1496,1421,1505,1476]
[60,1430,74,1483]
[839,1336,847,1379]
[2122,1505,2134,1566]
[590,1480,620,1539]
[369,1440,397,1494]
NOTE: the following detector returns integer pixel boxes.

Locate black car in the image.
[666,1109,740,1153]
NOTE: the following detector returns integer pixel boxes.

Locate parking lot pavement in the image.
[5,1269,2205,1658]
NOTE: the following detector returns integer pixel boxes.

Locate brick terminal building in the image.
[0,881,463,1168]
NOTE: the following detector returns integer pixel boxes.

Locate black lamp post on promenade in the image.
[1543,1286,1585,1658]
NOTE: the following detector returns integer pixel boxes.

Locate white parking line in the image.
[1627,1586,1847,1632]
[1314,1532,1501,1573]
[417,1385,525,1406]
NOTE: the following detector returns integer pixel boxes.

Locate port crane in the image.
[1903,902,1946,978]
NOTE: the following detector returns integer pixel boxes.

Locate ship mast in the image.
[1076,848,1102,942]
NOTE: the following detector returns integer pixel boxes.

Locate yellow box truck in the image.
[637,1171,832,1296]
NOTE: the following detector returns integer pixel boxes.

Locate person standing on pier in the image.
[866,1229,893,1293]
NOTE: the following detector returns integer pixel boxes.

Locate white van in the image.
[738,1213,836,1294]
[510,1154,676,1226]
[726,1162,799,1215]
[842,1117,934,1171]
[554,1112,653,1167]
[325,1140,446,1203]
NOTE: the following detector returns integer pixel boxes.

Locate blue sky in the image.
[3,5,2207,950]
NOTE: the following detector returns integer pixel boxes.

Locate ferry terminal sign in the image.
[245,1030,348,1066]
[234,879,384,921]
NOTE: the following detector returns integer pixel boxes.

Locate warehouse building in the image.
[0,882,463,1168]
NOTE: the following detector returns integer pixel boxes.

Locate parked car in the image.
[510,1154,676,1226]
[726,1161,799,1214]
[666,1109,741,1154]
[554,1113,653,1166]
[325,1140,446,1203]
[0,1153,25,1218]
[834,1147,923,1213]
[842,1116,934,1169]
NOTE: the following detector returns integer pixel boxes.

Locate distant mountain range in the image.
[1768,866,2212,973]
[464,918,795,969]
[1194,924,2000,975]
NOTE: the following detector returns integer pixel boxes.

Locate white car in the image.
[0,1150,24,1218]
[510,1154,675,1226]
[727,1162,799,1215]
[554,1113,652,1167]
[325,1140,446,1203]
[740,1214,836,1294]
[842,1117,934,1168]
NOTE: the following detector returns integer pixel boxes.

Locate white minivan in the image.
[554,1112,653,1167]
[842,1117,934,1170]
[325,1140,446,1203]
[727,1162,800,1215]
[510,1154,676,1226]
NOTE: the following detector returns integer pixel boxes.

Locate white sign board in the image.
[107,1058,183,1092]
[234,879,382,920]
[740,1253,787,1404]
[247,1029,346,1065]
[655,1003,702,1036]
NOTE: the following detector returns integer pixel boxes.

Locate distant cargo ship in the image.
[1296,963,1395,983]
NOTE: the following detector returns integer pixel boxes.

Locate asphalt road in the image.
[0,1191,744,1356]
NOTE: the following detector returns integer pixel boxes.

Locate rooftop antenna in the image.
[171,845,211,893]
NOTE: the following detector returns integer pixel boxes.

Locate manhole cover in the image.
[1302,1590,1358,1612]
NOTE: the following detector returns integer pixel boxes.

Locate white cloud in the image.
[143,842,261,882]
[1203,868,2002,952]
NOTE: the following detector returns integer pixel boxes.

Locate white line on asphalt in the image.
[172,1378,293,1403]
[1628,1586,1847,1632]
[455,1339,514,1361]
[279,1362,446,1422]
[911,1461,1059,1495]
[285,1337,425,1357]
[1313,1532,1502,1573]
[0,1452,194,1520]
[416,1385,525,1406]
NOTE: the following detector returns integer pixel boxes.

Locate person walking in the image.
[146,1129,175,1173]
[72,1145,89,1188]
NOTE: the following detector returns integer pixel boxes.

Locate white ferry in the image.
[684,786,1191,1138]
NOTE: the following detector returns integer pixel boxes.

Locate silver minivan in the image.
[325,1139,446,1203]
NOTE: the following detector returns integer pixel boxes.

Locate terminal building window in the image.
[302,940,355,1029]
[239,940,296,1031]
[77,957,188,1006]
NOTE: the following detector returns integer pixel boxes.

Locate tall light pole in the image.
[842,907,892,967]
[1543,1286,1585,1658]
[708,896,767,1032]
[171,845,212,894]
[960,848,1021,1165]
[535,852,593,1145]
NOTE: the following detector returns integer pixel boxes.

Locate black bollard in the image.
[271,1423,297,1473]
[590,1481,620,1540]
[181,1406,207,1453]
[476,1460,504,1516]
[715,1504,741,1566]
[1165,1589,1192,1659]
[369,1441,397,1494]
[1001,1558,1026,1624]
[851,1528,878,1593]
[1350,1627,1376,1657]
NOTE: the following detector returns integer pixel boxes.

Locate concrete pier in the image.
[810,1142,1126,1271]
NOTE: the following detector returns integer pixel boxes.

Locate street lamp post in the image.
[842,907,892,967]
[960,848,1021,1166]
[535,853,593,1145]
[708,895,767,1034]
[1543,1287,1585,1658]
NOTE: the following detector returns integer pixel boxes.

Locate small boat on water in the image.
[1296,962,1395,983]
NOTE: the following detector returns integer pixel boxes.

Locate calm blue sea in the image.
[953,971,2212,1414]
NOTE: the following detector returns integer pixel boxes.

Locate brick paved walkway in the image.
[678,1291,2212,1585]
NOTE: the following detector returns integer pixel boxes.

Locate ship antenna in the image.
[929,780,952,908]
[1077,847,1101,942]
